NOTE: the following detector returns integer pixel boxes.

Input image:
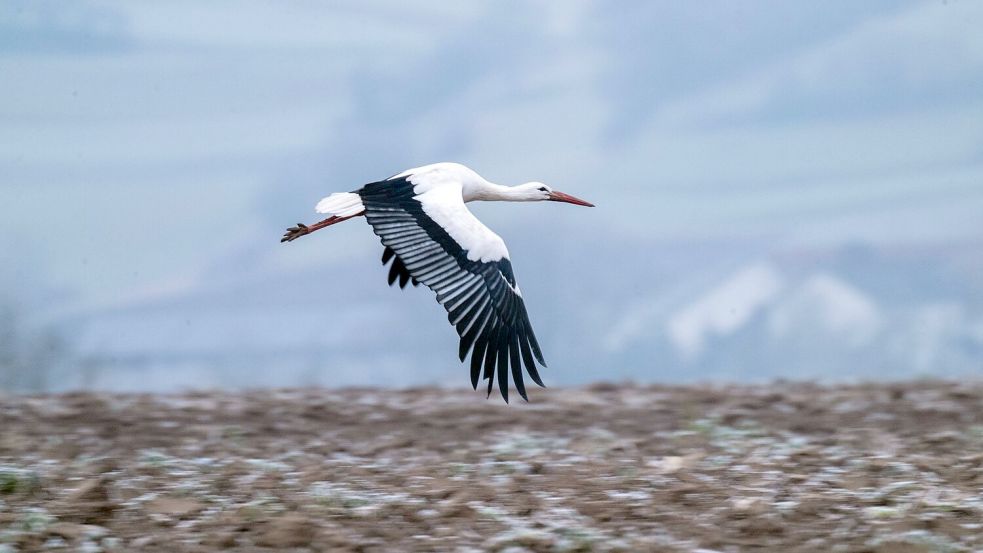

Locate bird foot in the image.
[280,223,310,243]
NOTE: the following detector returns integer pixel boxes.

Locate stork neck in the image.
[464,181,520,202]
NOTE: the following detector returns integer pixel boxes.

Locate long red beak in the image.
[548,190,595,207]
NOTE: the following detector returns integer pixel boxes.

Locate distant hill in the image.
[57,233,983,392]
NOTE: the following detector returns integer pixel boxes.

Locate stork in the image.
[281,162,593,402]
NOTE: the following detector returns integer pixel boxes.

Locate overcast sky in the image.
[2,0,982,310]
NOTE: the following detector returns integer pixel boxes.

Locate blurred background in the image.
[2,0,981,392]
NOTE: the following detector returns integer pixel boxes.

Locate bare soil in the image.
[2,381,983,552]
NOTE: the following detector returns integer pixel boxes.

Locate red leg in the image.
[280,212,363,243]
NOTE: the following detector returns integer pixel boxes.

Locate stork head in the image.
[516,182,595,207]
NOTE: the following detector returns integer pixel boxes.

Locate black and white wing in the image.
[358,176,546,402]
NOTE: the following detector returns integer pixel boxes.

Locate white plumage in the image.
[418,184,509,264]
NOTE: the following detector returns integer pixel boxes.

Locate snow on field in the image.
[2,381,983,551]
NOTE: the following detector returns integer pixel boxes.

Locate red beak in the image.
[548,190,595,207]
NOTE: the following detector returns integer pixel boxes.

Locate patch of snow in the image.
[768,273,882,346]
[601,293,673,353]
[667,263,785,358]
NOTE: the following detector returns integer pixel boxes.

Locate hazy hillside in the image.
[48,236,983,392]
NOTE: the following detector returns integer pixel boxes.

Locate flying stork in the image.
[281,162,594,402]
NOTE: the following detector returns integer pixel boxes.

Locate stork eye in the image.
[538,186,549,192]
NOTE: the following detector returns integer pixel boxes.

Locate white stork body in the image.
[283,162,593,402]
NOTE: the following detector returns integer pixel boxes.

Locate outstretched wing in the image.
[358,176,546,402]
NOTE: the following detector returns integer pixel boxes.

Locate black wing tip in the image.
[468,366,538,402]
[484,383,531,403]
[382,247,417,290]
[462,338,547,401]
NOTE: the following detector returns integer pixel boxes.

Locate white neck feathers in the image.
[463,181,518,202]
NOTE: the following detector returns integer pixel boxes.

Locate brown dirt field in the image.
[2,381,983,552]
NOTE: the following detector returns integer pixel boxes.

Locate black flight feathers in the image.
[382,246,419,289]
[359,177,547,402]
